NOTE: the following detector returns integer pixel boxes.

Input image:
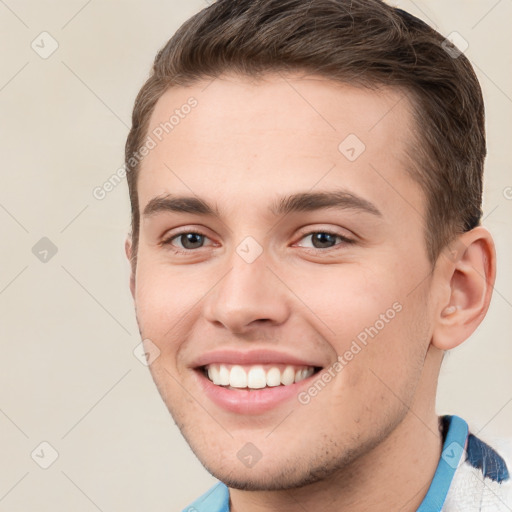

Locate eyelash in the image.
[161,229,355,255]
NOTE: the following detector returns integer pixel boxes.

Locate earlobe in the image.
[125,236,136,298]
[431,227,496,351]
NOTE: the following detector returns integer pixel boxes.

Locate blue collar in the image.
[416,414,468,511]
[184,481,229,512]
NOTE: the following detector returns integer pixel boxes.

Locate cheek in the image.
[284,264,403,344]
[133,265,201,415]
[133,262,200,360]
[293,265,430,405]
[335,299,430,423]
[135,256,198,319]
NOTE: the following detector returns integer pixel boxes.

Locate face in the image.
[129,73,437,490]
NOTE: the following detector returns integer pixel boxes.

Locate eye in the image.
[161,229,355,254]
[296,231,355,250]
[162,231,211,252]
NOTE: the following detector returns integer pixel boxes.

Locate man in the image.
[124,0,510,510]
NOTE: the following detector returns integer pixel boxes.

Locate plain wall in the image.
[0,0,511,510]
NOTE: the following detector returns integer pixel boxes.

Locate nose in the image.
[203,247,290,335]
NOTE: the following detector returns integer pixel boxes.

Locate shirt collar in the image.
[417,414,469,511]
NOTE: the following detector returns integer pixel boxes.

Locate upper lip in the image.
[190,349,324,369]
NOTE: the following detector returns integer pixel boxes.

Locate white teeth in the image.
[247,366,267,389]
[208,365,220,385]
[218,364,230,386]
[205,363,316,389]
[229,365,248,388]
[280,366,295,386]
[266,367,282,387]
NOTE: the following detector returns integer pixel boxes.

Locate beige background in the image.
[0,0,511,510]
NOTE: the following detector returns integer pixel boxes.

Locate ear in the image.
[125,235,136,299]
[431,226,496,351]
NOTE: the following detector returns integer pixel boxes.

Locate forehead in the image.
[137,72,423,224]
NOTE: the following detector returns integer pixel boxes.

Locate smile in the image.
[192,349,325,414]
[202,364,319,389]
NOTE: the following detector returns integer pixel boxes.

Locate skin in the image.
[125,72,496,511]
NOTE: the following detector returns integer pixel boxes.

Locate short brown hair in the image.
[125,0,485,267]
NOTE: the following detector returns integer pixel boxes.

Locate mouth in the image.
[199,363,323,390]
[191,349,326,414]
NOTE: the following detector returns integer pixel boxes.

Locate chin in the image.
[191,441,362,492]
[202,463,320,492]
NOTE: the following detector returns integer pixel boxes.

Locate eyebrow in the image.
[142,190,382,219]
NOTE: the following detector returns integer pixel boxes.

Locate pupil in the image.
[182,233,203,249]
[313,233,335,248]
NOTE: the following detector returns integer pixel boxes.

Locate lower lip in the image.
[195,370,318,415]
